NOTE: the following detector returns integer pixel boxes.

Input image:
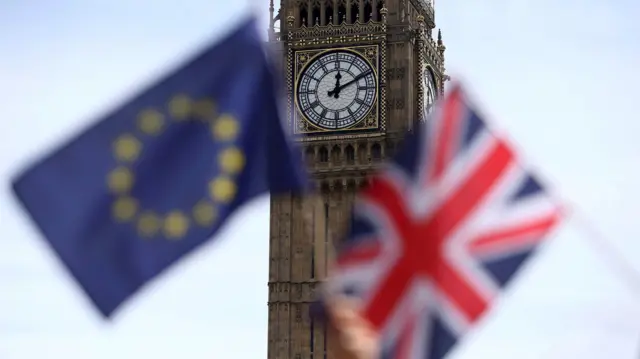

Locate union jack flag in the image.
[323,83,564,359]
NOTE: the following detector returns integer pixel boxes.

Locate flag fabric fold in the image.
[315,83,564,359]
[12,17,307,318]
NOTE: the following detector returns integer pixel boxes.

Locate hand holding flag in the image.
[324,295,380,359]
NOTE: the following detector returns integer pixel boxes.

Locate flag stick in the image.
[569,208,640,296]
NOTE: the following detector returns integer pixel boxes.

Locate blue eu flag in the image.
[12,17,307,318]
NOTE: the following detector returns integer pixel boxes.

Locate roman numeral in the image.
[355,98,365,104]
[310,100,320,108]
[320,108,328,118]
[358,85,375,91]
[347,57,356,71]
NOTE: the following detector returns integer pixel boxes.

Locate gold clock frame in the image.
[293,46,380,135]
[282,14,388,142]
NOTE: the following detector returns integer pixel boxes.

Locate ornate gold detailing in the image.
[416,15,426,123]
[283,21,386,47]
[411,0,435,28]
[292,46,381,135]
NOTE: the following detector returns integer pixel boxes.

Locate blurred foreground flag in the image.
[318,83,565,359]
[11,16,307,318]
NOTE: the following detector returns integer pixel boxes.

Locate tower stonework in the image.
[266,0,446,357]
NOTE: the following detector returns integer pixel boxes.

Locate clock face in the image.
[423,68,437,118]
[296,50,377,130]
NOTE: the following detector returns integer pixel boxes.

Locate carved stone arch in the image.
[324,0,334,25]
[356,143,367,163]
[370,142,382,161]
[363,0,373,22]
[375,0,384,21]
[304,146,316,164]
[310,0,321,25]
[349,0,359,23]
[318,145,329,162]
[298,3,309,27]
[344,143,355,164]
[336,0,347,23]
[330,144,341,164]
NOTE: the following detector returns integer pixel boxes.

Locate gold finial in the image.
[437,29,446,52]
[380,7,388,23]
[302,17,307,26]
[329,15,333,24]
[315,16,319,25]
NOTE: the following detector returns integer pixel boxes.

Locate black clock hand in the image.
[329,71,342,98]
[328,70,372,97]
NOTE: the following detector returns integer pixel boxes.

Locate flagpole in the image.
[459,83,640,298]
[568,207,640,296]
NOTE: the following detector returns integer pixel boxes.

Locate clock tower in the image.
[266,0,446,357]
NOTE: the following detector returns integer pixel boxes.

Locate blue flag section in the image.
[12,17,307,318]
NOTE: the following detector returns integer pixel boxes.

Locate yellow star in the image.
[137,109,165,135]
[137,211,161,237]
[163,211,189,239]
[209,176,237,203]
[113,134,142,162]
[218,147,245,175]
[212,114,239,141]
[112,196,138,222]
[192,200,217,227]
[107,167,134,193]
[168,94,192,120]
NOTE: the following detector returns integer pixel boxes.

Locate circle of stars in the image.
[108,94,245,241]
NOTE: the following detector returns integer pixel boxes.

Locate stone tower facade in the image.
[266,0,446,357]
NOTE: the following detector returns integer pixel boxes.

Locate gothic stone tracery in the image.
[266,0,446,357]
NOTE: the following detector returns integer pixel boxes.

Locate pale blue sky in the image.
[1,0,640,358]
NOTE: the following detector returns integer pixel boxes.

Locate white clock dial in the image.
[296,50,377,130]
[423,68,437,118]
